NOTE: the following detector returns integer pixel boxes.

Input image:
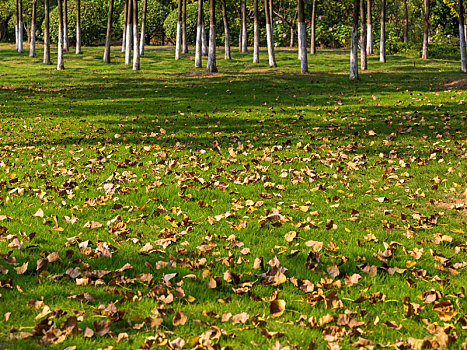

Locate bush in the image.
[45,0,124,46]
[163,1,222,45]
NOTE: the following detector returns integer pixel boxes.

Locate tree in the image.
[175,0,182,59]
[140,0,147,54]
[182,0,188,53]
[460,0,467,72]
[17,0,23,53]
[202,12,207,56]
[403,0,408,43]
[57,0,65,69]
[125,0,132,65]
[132,0,140,70]
[264,0,277,67]
[122,0,127,52]
[422,0,430,59]
[76,0,82,53]
[206,0,217,72]
[253,0,259,62]
[103,0,113,63]
[195,0,203,67]
[350,0,359,79]
[367,0,373,54]
[221,0,231,59]
[380,0,386,63]
[44,0,51,63]
[360,0,367,70]
[29,0,35,57]
[240,0,247,53]
[64,0,69,51]
[297,0,307,73]
[310,0,317,55]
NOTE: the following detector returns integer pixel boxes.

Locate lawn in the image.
[0,45,466,349]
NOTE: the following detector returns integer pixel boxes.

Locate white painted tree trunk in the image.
[350,0,359,79]
[43,0,51,64]
[132,0,140,70]
[122,0,127,52]
[298,22,307,73]
[195,23,203,67]
[221,0,231,60]
[298,23,302,60]
[253,0,259,63]
[76,0,81,54]
[57,0,64,70]
[266,24,276,67]
[140,0,147,55]
[206,0,217,72]
[18,22,23,53]
[459,0,467,73]
[422,0,429,59]
[29,0,36,57]
[125,21,132,64]
[241,0,247,53]
[175,22,182,60]
[366,0,373,54]
[360,0,367,70]
[380,0,386,63]
[202,20,208,56]
[64,0,69,52]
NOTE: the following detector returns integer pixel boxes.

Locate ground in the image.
[0,45,466,349]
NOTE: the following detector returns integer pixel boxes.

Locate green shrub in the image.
[45,0,124,46]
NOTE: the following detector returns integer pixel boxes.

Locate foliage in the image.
[45,0,124,46]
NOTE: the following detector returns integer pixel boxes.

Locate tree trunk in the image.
[238,10,242,52]
[380,0,386,63]
[132,0,140,70]
[18,0,23,53]
[57,0,65,70]
[140,0,147,54]
[297,0,307,73]
[43,0,50,64]
[253,0,259,63]
[15,0,18,51]
[265,0,277,67]
[206,0,217,72]
[350,0,359,79]
[29,0,36,57]
[202,14,208,56]
[64,0,69,52]
[221,0,231,59]
[367,0,373,54]
[360,0,367,70]
[76,0,82,53]
[125,0,132,65]
[310,0,316,54]
[182,0,188,53]
[122,0,128,52]
[459,0,467,72]
[403,0,408,43]
[241,0,248,53]
[103,0,114,63]
[422,0,429,59]
[175,0,182,59]
[195,0,203,67]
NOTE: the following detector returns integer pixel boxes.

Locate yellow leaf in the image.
[269,299,286,317]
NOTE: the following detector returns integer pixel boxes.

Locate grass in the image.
[0,44,466,349]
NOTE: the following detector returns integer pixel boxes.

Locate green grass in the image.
[0,44,466,349]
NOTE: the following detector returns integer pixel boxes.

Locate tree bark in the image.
[29,0,36,57]
[122,0,128,52]
[76,0,82,53]
[195,0,203,67]
[132,0,140,70]
[182,0,188,53]
[264,0,277,67]
[310,0,316,54]
[360,0,367,70]
[221,0,231,59]
[367,0,373,54]
[125,0,132,65]
[459,0,467,72]
[202,14,208,56]
[43,0,50,64]
[64,0,69,52]
[422,0,430,59]
[241,0,248,53]
[18,0,23,53]
[253,0,259,62]
[206,0,217,72]
[103,0,114,63]
[403,0,408,43]
[57,0,65,69]
[297,0,307,73]
[175,0,182,59]
[140,0,147,55]
[350,0,359,79]
[380,0,386,63]
[15,0,18,51]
